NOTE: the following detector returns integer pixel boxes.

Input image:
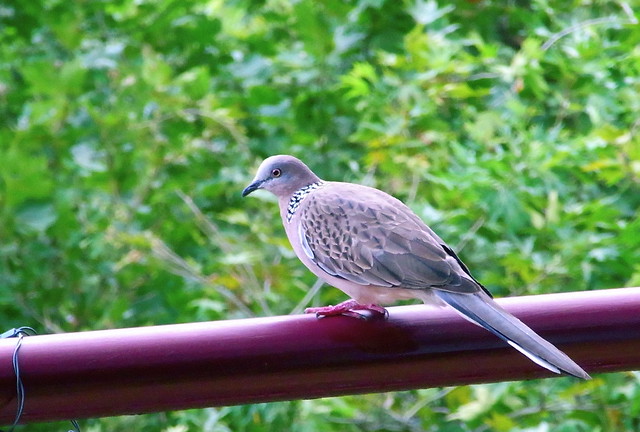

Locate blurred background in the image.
[1,0,639,430]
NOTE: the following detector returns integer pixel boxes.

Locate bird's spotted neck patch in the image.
[287,181,325,222]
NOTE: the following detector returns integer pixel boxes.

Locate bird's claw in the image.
[305,299,388,320]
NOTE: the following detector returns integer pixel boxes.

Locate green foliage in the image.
[1,0,639,430]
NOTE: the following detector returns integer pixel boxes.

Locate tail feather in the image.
[434,290,590,379]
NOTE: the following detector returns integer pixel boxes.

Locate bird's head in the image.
[242,155,321,198]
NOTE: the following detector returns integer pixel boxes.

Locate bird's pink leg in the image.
[305,299,388,320]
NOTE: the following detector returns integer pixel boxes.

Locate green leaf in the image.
[15,201,57,234]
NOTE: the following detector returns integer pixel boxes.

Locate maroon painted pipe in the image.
[0,287,639,425]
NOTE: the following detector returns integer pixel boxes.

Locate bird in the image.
[242,154,590,379]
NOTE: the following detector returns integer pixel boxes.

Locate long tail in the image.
[434,290,590,379]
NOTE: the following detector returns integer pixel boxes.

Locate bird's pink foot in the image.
[305,299,388,320]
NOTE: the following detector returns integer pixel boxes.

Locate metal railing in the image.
[1,287,639,425]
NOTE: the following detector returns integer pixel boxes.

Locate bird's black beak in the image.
[242,179,264,197]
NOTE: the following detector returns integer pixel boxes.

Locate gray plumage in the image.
[242,155,590,379]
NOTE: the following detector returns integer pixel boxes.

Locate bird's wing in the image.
[297,183,481,294]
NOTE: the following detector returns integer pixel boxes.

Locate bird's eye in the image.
[271,168,282,178]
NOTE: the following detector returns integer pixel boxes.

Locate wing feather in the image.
[298,183,479,293]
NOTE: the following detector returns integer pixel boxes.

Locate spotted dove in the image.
[242,155,590,379]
